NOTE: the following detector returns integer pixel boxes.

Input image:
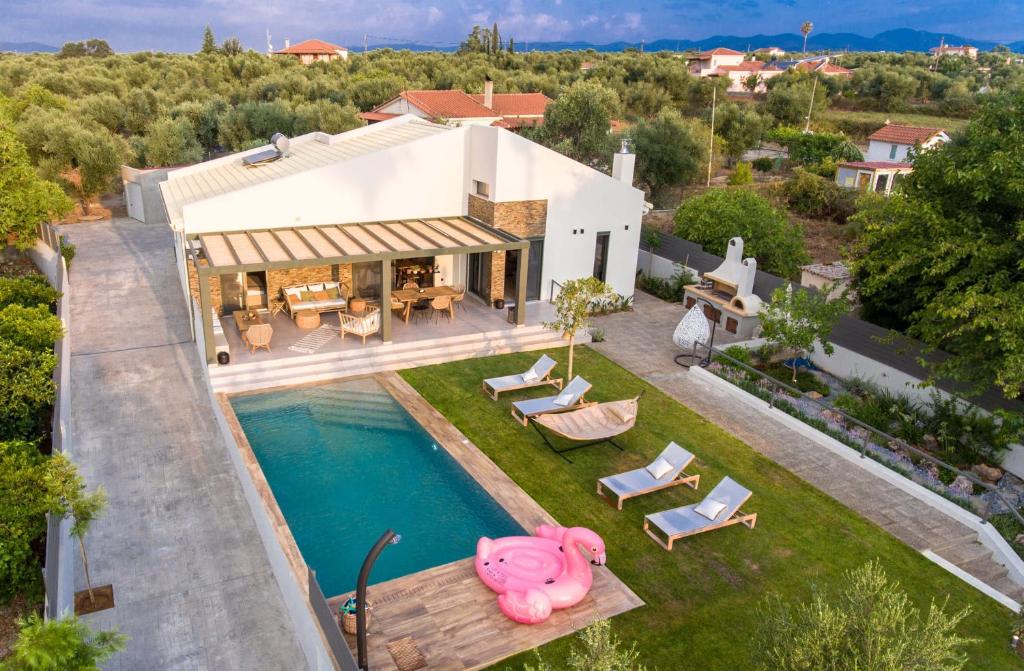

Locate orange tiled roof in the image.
[839,160,913,170]
[470,92,551,116]
[358,111,398,122]
[273,39,347,55]
[393,90,498,119]
[698,47,745,58]
[867,124,945,145]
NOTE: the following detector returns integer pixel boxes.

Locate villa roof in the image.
[868,124,946,145]
[698,47,744,58]
[160,117,448,230]
[469,92,551,116]
[273,39,347,55]
[192,217,524,273]
[392,90,498,119]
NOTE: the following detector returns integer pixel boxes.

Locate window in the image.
[889,144,898,160]
[593,232,610,282]
[473,180,491,198]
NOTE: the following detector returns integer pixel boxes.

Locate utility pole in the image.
[706,86,716,187]
[804,76,818,133]
[363,33,368,53]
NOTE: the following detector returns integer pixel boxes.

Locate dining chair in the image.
[390,295,410,323]
[453,287,466,313]
[402,281,419,289]
[430,295,453,323]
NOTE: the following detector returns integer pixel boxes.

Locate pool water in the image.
[230,378,524,597]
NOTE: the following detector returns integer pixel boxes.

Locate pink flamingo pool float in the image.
[475,524,606,624]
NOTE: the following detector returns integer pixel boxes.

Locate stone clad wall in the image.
[467,195,546,304]
[186,262,353,314]
[187,261,223,313]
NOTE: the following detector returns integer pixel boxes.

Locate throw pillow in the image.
[287,295,299,305]
[694,498,727,521]
[553,391,574,407]
[646,457,674,480]
[300,291,316,302]
[522,368,539,383]
[308,283,325,292]
[313,290,328,301]
[326,286,341,299]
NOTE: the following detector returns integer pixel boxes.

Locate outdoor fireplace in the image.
[683,237,763,337]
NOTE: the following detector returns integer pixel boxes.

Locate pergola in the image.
[188,216,529,363]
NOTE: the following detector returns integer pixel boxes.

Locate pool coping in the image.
[218,372,644,670]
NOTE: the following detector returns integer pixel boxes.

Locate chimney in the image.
[285,38,290,49]
[484,77,494,110]
[612,139,635,186]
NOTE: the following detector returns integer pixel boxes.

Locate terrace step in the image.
[210,326,569,394]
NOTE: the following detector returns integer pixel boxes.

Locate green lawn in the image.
[400,347,1019,671]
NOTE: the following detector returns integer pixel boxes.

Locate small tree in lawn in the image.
[544,277,612,381]
[755,560,974,671]
[759,283,846,382]
[4,614,125,671]
[522,618,646,671]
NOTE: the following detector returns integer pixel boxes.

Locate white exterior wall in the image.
[866,139,913,162]
[470,126,643,300]
[180,130,469,233]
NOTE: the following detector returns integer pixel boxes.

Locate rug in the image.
[386,637,427,671]
[287,324,339,354]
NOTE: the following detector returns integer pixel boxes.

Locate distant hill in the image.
[0,41,58,53]
[370,29,1021,54]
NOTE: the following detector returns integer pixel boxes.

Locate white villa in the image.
[687,47,746,76]
[835,123,949,195]
[159,115,643,367]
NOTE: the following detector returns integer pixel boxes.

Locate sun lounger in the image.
[597,442,700,509]
[482,354,563,400]
[510,376,591,427]
[533,394,641,462]
[643,476,756,550]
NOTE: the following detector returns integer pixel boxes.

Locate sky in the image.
[3,0,1022,52]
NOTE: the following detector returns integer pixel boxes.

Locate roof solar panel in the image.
[242,149,282,167]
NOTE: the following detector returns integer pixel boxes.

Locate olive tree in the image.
[759,283,847,382]
[0,116,73,248]
[544,277,612,381]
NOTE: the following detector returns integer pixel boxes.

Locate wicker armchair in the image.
[339,307,381,345]
[245,324,273,353]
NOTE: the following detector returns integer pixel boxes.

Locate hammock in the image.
[532,395,640,462]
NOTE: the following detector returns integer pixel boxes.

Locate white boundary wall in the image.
[191,299,341,671]
[692,365,1024,602]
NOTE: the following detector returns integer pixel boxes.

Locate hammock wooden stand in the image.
[531,394,641,463]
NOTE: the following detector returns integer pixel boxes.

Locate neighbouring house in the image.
[930,43,978,59]
[272,38,348,64]
[360,79,551,129]
[688,47,746,76]
[710,60,785,93]
[789,55,853,77]
[800,262,851,300]
[835,123,949,195]
[159,115,643,364]
[754,46,785,58]
[580,61,595,72]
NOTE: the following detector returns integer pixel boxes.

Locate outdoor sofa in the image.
[282,282,348,319]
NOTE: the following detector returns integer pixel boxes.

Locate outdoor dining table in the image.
[391,286,459,323]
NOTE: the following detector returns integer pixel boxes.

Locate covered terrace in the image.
[188,216,529,364]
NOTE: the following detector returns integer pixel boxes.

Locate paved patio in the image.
[62,219,305,670]
[591,291,1024,601]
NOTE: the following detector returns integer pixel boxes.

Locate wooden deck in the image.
[324,373,644,670]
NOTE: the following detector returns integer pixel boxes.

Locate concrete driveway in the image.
[62,219,305,670]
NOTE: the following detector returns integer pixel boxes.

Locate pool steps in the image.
[209,323,571,394]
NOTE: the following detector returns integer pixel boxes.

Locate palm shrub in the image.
[3,614,125,671]
[755,560,975,671]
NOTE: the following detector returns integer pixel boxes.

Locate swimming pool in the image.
[230,377,524,597]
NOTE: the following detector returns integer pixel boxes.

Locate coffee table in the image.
[232,310,265,334]
[295,310,320,329]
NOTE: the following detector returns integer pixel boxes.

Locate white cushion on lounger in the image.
[285,287,302,298]
[324,281,338,290]
[553,391,573,407]
[522,368,539,383]
[646,457,674,480]
[694,498,727,521]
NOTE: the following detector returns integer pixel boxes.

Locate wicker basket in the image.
[340,602,371,635]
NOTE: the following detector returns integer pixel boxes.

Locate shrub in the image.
[922,392,1023,466]
[0,440,49,602]
[4,613,126,670]
[0,340,56,440]
[60,238,76,270]
[523,619,645,671]
[763,363,831,396]
[673,189,809,278]
[728,161,753,185]
[755,560,974,671]
[722,345,753,366]
[751,156,774,172]
[0,304,64,352]
[778,169,858,224]
[0,275,60,309]
[637,265,694,302]
[768,127,863,166]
